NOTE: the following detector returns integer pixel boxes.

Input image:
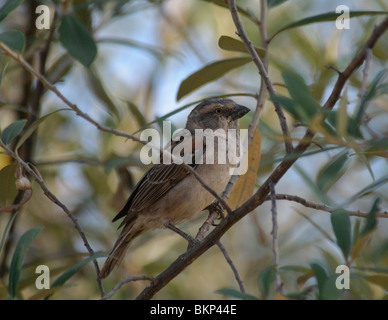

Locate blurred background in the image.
[0,0,388,299]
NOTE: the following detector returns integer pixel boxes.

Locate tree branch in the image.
[135,16,388,300]
[264,193,388,218]
[1,144,105,296]
[269,182,283,294]
[0,42,232,216]
[100,276,156,300]
[216,241,245,293]
[228,0,292,154]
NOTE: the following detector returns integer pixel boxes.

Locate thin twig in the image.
[100,276,156,300]
[216,240,245,293]
[165,222,197,247]
[228,0,293,154]
[1,144,105,295]
[195,210,220,242]
[269,182,283,294]
[264,193,388,218]
[221,0,269,204]
[0,191,32,213]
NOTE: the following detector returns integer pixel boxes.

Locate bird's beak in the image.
[230,104,250,121]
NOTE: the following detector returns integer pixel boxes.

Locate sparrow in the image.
[99,98,250,278]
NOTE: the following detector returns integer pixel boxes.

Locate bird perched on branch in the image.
[99,98,249,278]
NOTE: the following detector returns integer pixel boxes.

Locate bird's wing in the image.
[113,136,201,228]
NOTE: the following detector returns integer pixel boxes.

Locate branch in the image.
[269,182,283,294]
[265,194,388,218]
[228,0,293,154]
[221,0,269,206]
[135,16,388,300]
[195,204,223,242]
[0,42,233,217]
[100,276,156,300]
[0,5,57,279]
[168,220,246,293]
[216,241,245,293]
[1,144,105,296]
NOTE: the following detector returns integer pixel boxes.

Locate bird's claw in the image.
[205,201,225,226]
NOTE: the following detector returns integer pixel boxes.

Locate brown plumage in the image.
[99,98,249,278]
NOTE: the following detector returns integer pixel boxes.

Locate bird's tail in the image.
[99,223,144,279]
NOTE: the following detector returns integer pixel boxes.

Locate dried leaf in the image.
[228,128,261,209]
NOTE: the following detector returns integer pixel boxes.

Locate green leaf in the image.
[282,71,320,122]
[0,212,18,256]
[267,0,288,8]
[316,151,349,192]
[59,14,97,67]
[45,253,106,300]
[326,110,363,139]
[218,35,265,57]
[176,57,251,101]
[347,175,388,204]
[0,0,24,23]
[270,11,388,40]
[50,254,106,289]
[310,262,328,299]
[8,227,43,299]
[0,63,8,87]
[294,164,331,205]
[216,288,259,300]
[352,70,387,128]
[270,94,299,120]
[330,209,351,259]
[361,198,380,236]
[1,119,27,145]
[126,101,147,127]
[258,265,276,299]
[15,109,70,151]
[320,274,342,300]
[84,68,120,120]
[0,30,25,53]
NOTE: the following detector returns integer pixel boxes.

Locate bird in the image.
[99,98,250,278]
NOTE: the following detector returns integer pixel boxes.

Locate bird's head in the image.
[186,98,250,131]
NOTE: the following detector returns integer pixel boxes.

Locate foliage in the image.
[0,0,388,300]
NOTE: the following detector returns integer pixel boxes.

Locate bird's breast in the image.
[137,163,230,228]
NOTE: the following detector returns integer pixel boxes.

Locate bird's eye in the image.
[215,108,222,114]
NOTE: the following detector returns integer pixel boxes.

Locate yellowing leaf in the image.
[297,270,314,288]
[274,293,289,300]
[218,35,266,57]
[0,147,10,170]
[228,128,261,210]
[367,275,388,290]
[351,233,371,261]
[337,87,349,140]
[28,285,72,300]
[0,278,7,300]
